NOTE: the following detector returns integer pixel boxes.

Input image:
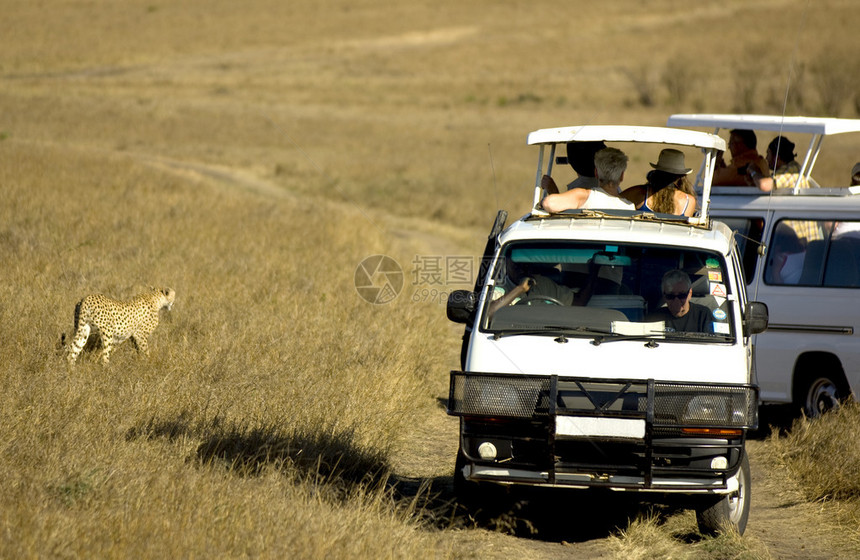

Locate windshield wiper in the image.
[584,329,733,345]
[589,333,663,346]
[492,325,613,341]
[660,331,734,342]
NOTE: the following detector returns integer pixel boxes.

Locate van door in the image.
[718,214,860,405]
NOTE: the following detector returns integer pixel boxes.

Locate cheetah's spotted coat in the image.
[66,287,175,365]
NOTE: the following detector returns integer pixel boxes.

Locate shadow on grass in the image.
[390,471,679,544]
[126,414,390,490]
[127,413,691,544]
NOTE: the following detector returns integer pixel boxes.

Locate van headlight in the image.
[654,384,757,429]
[468,383,530,417]
[458,378,540,418]
[449,373,548,419]
[684,395,733,423]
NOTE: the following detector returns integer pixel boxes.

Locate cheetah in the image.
[66,287,175,365]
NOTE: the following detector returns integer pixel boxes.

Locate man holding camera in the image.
[713,129,769,186]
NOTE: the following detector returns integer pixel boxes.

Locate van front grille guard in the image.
[448,371,758,490]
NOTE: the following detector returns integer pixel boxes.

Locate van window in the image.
[485,241,735,341]
[765,219,860,288]
[718,218,764,284]
[766,222,810,284]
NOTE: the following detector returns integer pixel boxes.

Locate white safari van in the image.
[446,125,768,535]
[667,114,860,417]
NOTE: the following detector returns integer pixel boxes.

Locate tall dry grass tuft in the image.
[762,402,860,502]
[733,64,763,114]
[812,49,860,117]
[607,513,689,560]
[661,57,697,108]
[623,67,658,108]
[757,403,860,551]
[607,510,773,560]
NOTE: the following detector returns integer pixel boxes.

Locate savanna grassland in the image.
[2,0,860,558]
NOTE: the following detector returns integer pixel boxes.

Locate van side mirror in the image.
[743,301,769,336]
[447,290,477,324]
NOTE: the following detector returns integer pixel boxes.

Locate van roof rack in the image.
[527,125,726,225]
[667,114,860,193]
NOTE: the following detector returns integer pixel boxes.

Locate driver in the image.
[645,269,711,333]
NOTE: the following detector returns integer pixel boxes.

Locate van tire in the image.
[695,452,750,536]
[801,375,843,418]
[792,353,850,418]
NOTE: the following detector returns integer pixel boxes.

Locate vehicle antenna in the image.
[755,0,811,301]
[769,0,812,180]
[488,143,500,211]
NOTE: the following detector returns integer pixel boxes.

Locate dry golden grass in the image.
[607,508,774,560]
[0,142,459,558]
[2,1,860,558]
[607,513,690,560]
[764,403,860,501]
[756,403,860,547]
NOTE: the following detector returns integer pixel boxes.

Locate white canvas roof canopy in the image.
[667,114,860,193]
[527,125,726,225]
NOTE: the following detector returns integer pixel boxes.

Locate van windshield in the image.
[484,241,735,342]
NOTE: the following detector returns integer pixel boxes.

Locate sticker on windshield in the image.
[712,308,727,321]
[711,283,727,298]
[713,322,731,334]
[706,258,720,269]
[708,270,723,282]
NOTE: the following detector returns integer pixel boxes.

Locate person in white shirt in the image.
[541,147,634,212]
[767,223,806,284]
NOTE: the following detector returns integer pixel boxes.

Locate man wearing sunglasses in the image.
[646,269,711,333]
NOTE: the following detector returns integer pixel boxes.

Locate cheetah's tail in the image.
[58,333,68,357]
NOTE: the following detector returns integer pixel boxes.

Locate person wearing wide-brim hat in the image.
[621,149,698,216]
[650,148,693,175]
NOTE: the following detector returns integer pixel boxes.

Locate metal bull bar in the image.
[448,371,758,490]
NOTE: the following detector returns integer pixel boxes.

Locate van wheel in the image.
[802,376,843,418]
[695,453,750,536]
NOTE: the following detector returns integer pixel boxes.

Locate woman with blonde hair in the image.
[623,149,697,217]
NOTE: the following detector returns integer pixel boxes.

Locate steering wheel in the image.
[520,295,564,306]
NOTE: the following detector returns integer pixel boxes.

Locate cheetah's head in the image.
[159,287,176,311]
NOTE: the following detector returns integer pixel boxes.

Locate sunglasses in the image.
[663,292,688,301]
